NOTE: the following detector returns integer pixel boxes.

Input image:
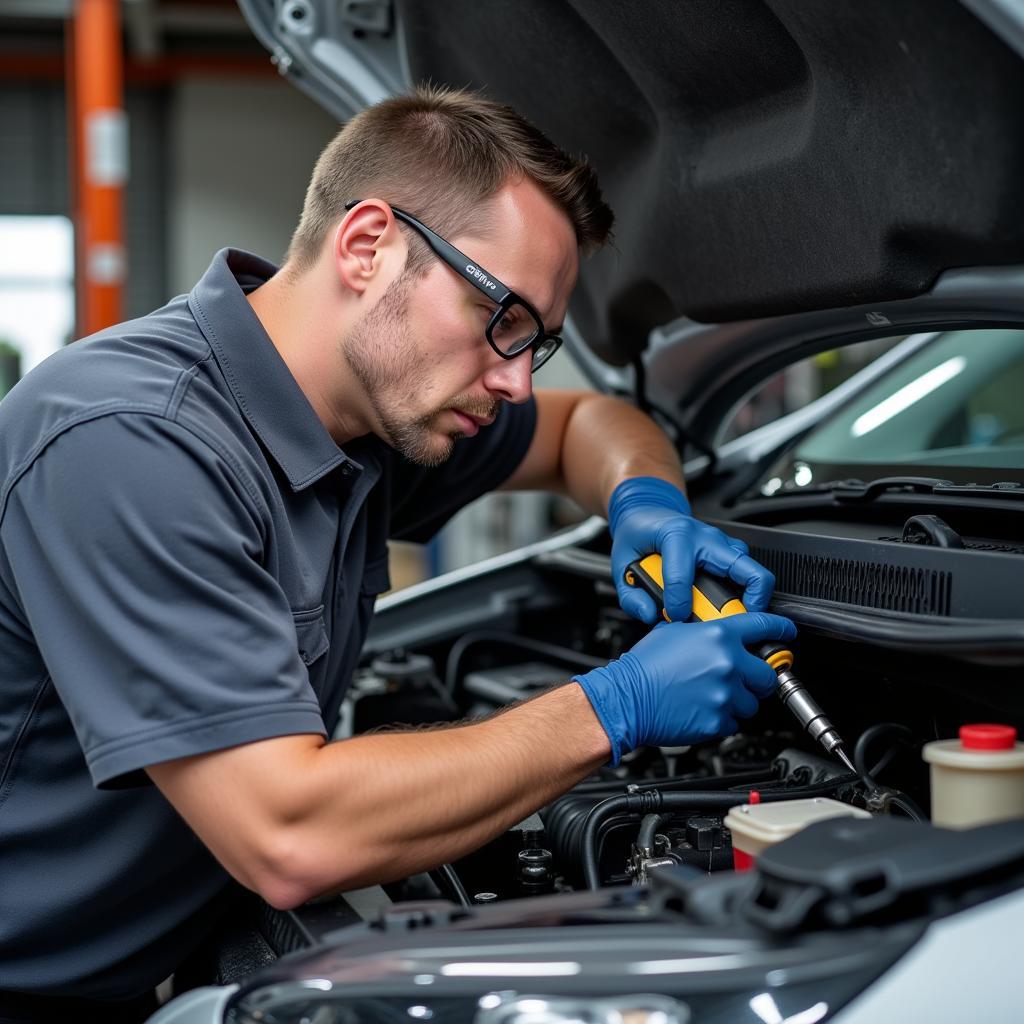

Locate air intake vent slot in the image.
[752,548,952,616]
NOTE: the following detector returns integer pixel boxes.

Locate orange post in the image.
[72,0,126,335]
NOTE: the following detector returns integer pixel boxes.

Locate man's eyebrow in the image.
[477,274,562,336]
[507,289,563,335]
[520,303,562,336]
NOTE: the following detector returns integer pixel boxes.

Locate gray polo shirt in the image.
[0,249,537,999]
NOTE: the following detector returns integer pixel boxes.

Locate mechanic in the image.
[0,86,795,1020]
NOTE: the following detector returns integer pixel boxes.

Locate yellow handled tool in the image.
[624,554,855,773]
[624,554,794,673]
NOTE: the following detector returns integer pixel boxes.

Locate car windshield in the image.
[759,327,1024,493]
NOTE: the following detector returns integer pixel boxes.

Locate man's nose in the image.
[482,350,533,404]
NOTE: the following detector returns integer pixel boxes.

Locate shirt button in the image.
[340,464,353,477]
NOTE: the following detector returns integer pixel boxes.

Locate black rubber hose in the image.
[444,630,606,694]
[582,792,739,891]
[885,792,926,822]
[853,723,919,789]
[543,768,781,875]
[581,775,855,890]
[429,863,472,908]
[636,813,671,856]
[850,723,931,823]
[569,766,779,795]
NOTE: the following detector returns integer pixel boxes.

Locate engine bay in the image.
[345,516,1024,908]
[176,514,1024,1014]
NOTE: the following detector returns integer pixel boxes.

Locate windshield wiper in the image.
[829,476,952,501]
[825,476,1024,503]
[757,475,1024,503]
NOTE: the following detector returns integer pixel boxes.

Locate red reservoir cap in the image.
[960,724,1017,750]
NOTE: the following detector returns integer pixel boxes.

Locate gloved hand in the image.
[574,612,797,765]
[608,476,775,623]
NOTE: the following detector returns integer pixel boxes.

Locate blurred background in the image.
[0,0,889,592]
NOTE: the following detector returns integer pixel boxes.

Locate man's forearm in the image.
[150,681,609,907]
[307,683,608,890]
[559,394,686,515]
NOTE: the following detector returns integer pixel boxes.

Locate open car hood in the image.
[238,0,1024,444]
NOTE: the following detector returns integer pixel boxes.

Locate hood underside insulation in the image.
[400,0,1024,361]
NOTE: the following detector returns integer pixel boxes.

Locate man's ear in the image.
[332,200,404,295]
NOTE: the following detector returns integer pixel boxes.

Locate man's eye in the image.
[479,306,518,335]
[495,309,520,335]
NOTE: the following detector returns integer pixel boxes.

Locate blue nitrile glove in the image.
[608,476,775,623]
[574,613,797,765]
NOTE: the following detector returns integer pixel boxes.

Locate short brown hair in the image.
[285,84,613,275]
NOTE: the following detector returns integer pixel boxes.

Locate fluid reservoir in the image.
[923,724,1024,829]
[724,797,871,871]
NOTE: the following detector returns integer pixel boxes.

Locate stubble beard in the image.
[340,273,498,467]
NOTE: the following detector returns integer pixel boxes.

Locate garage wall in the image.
[0,75,337,315]
[168,76,340,295]
[0,81,169,321]
[0,82,68,216]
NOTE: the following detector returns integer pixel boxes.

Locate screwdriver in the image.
[624,554,856,773]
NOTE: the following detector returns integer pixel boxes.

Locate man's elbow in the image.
[257,880,309,912]
[249,829,372,910]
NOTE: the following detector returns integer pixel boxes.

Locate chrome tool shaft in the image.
[776,668,855,772]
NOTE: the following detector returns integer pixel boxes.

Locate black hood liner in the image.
[399,0,1024,363]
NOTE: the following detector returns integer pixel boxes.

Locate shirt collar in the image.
[188,248,355,491]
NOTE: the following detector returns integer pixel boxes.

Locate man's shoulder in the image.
[1,295,214,456]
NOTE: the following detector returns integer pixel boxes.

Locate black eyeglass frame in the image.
[344,200,563,372]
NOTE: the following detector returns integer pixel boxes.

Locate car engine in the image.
[342,535,953,906]
[168,519,1024,1009]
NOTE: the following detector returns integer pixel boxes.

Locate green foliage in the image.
[0,338,22,398]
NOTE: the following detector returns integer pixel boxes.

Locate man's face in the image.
[340,270,502,466]
[339,180,579,466]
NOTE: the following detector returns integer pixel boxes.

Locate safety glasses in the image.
[344,200,563,372]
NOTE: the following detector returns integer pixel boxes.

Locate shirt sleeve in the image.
[387,394,538,543]
[0,412,326,789]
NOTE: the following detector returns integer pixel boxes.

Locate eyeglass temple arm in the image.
[343,199,515,305]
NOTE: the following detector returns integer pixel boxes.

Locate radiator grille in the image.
[752,547,953,616]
